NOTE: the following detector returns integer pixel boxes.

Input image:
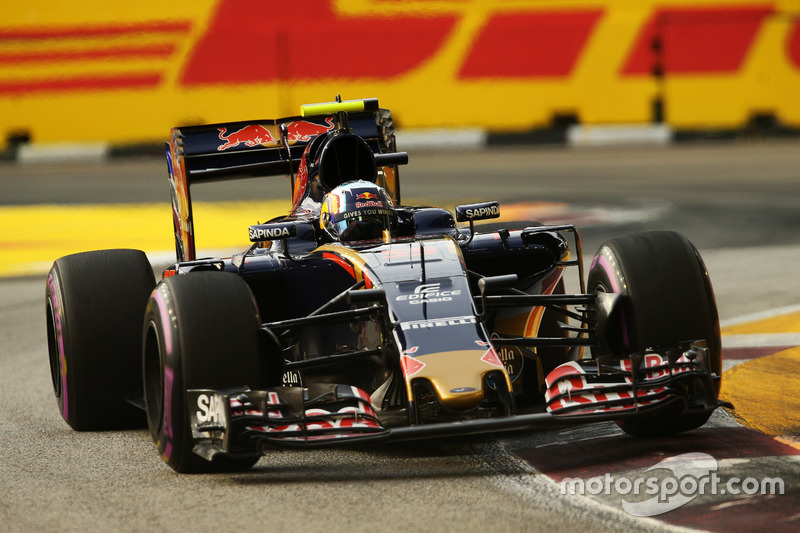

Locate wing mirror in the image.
[249,221,298,242]
[455,201,500,244]
[455,201,500,223]
[249,221,299,259]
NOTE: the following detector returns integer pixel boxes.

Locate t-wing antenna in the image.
[301,97,380,133]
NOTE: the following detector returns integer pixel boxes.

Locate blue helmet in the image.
[320,181,396,242]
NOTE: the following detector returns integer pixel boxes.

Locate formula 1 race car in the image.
[46,97,728,473]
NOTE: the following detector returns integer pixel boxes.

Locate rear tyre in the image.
[586,231,721,437]
[143,272,264,473]
[45,249,155,430]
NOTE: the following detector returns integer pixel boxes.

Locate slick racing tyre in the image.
[45,249,155,430]
[143,272,264,473]
[587,231,721,437]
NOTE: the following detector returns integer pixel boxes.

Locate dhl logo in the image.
[1,0,800,143]
[0,20,192,94]
[179,2,799,82]
[4,1,797,91]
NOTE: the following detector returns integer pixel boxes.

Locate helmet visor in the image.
[333,207,394,242]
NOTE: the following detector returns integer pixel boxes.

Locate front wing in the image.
[187,343,728,461]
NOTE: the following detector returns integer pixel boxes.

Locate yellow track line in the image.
[722,311,800,335]
[720,308,800,436]
[721,346,800,436]
[0,200,290,277]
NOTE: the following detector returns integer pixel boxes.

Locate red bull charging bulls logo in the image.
[217,125,276,151]
[286,117,335,142]
[217,117,334,151]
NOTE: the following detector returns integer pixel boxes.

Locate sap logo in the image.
[400,315,476,330]
[196,394,226,424]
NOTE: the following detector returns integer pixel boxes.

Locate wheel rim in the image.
[143,322,164,433]
[45,297,62,399]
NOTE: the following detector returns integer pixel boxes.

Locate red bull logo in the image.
[286,117,335,142]
[355,190,383,208]
[217,125,276,151]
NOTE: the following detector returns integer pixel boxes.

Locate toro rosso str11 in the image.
[45,98,729,473]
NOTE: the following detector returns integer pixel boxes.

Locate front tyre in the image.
[45,249,155,430]
[143,272,264,473]
[587,231,721,437]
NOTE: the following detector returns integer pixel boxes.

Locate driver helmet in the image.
[320,181,396,242]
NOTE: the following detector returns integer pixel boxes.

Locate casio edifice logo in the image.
[396,282,462,305]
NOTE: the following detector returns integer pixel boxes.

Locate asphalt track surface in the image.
[1,140,799,532]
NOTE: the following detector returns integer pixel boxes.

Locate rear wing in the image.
[166,98,400,262]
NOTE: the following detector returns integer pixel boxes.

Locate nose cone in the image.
[414,349,510,410]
